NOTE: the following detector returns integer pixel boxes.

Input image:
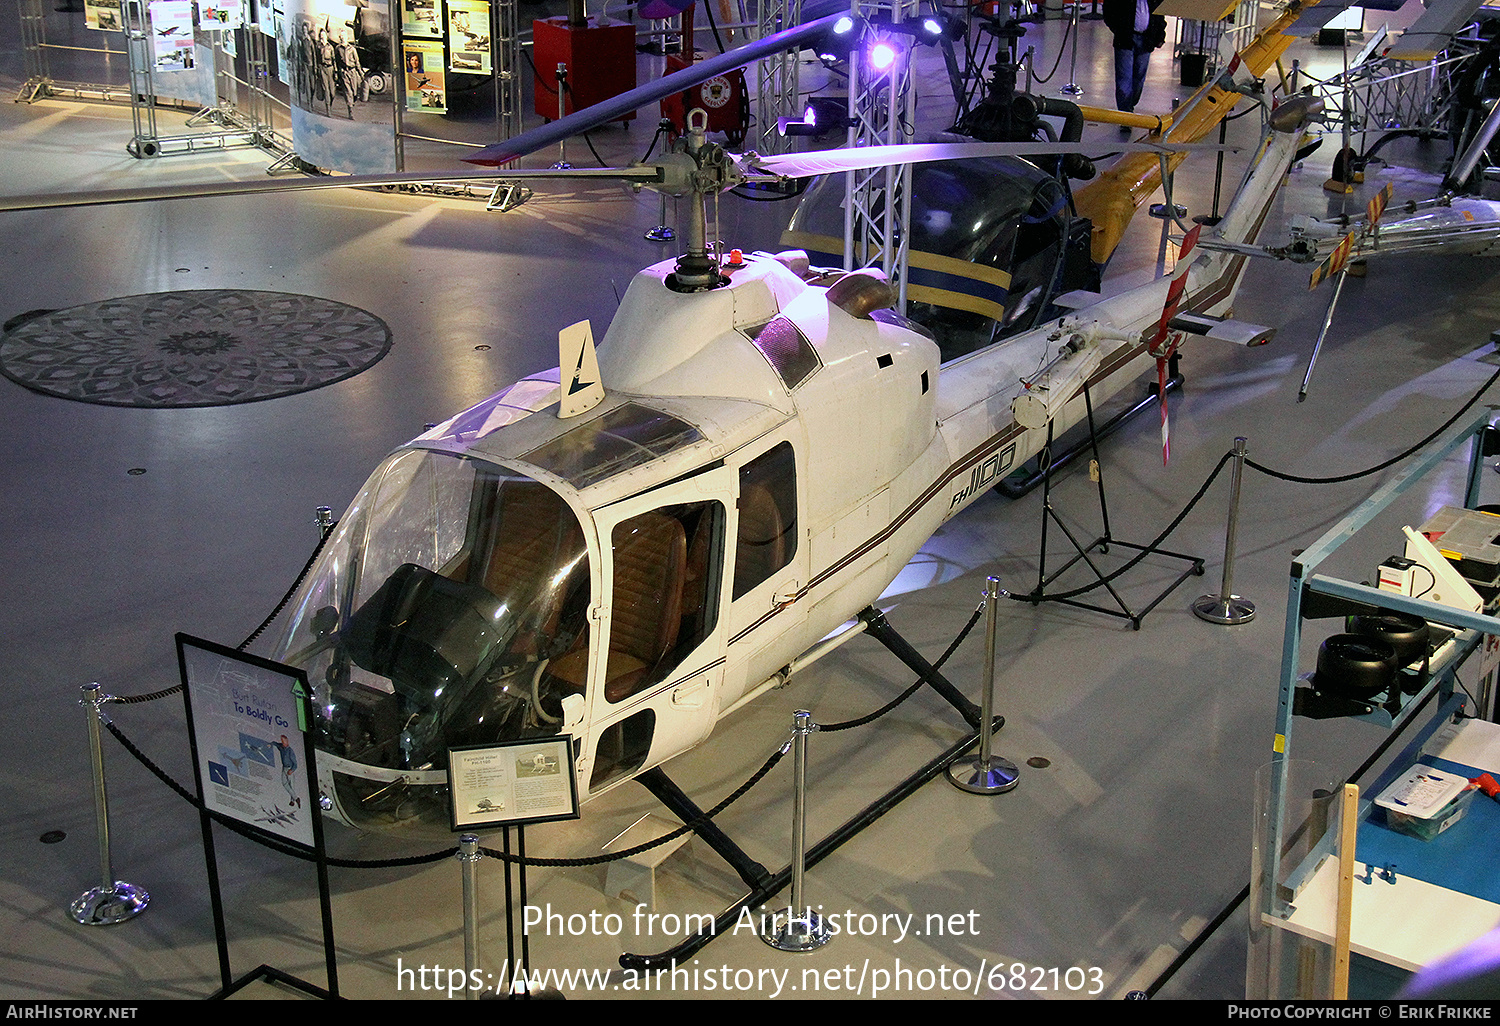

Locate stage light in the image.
[816,13,869,61]
[777,104,821,137]
[868,40,898,72]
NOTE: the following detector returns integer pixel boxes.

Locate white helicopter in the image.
[0,11,1318,844]
[241,93,1319,840]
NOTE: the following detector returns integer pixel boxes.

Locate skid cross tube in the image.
[856,607,982,728]
[636,767,773,892]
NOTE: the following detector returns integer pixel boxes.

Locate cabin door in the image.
[577,465,736,796]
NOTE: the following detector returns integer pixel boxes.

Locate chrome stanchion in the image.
[458,834,482,999]
[1193,437,1256,625]
[1060,2,1084,96]
[646,118,677,241]
[761,710,831,952]
[315,505,334,539]
[948,578,1020,795]
[70,683,149,926]
[552,63,572,170]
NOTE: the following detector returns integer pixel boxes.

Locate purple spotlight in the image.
[869,40,898,72]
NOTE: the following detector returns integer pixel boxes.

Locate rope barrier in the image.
[91,514,988,869]
[1246,366,1500,486]
[100,687,789,868]
[103,718,451,868]
[1026,10,1075,86]
[1014,359,1500,606]
[1014,450,1233,604]
[821,601,986,732]
[237,517,338,652]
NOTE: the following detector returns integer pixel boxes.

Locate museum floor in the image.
[3,0,1498,1003]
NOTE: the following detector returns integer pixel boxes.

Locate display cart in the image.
[1254,407,1500,998]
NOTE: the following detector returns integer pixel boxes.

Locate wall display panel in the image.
[144,0,216,106]
[279,0,397,172]
[401,0,441,37]
[148,0,196,70]
[445,0,490,75]
[404,37,446,111]
[258,0,286,36]
[84,0,123,31]
[200,0,247,29]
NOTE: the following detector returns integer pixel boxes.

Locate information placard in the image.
[84,0,122,31]
[147,0,196,70]
[404,37,447,112]
[448,737,580,831]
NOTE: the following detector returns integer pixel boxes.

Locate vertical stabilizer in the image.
[558,319,605,419]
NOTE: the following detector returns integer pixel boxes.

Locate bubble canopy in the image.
[274,448,591,834]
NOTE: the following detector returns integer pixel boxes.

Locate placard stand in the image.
[448,735,580,998]
[1019,380,1204,630]
[176,634,339,1000]
[498,825,532,997]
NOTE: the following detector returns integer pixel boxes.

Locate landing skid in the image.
[620,723,995,971]
[620,610,997,969]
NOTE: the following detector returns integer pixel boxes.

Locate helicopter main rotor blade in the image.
[747,140,1242,179]
[0,165,662,213]
[1298,266,1349,403]
[465,12,844,168]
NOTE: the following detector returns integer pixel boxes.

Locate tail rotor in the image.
[1146,222,1203,464]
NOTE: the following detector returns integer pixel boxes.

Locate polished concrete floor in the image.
[2,0,1498,1003]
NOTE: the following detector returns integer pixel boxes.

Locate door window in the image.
[733,442,798,599]
[604,500,724,703]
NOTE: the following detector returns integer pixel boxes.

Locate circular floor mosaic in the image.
[0,290,392,408]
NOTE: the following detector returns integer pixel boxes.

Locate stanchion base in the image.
[70,882,149,926]
[760,909,832,952]
[645,226,675,242]
[486,185,533,213]
[1060,85,1084,96]
[947,756,1020,795]
[1191,594,1256,625]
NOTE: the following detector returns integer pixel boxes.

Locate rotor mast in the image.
[659,110,743,291]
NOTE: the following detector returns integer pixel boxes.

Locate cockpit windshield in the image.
[273,449,590,833]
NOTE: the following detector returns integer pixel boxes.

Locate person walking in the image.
[1104,0,1167,117]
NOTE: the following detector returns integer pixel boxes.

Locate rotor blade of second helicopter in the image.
[0,166,661,212]
[748,140,1242,179]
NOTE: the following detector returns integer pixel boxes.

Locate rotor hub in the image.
[660,111,743,292]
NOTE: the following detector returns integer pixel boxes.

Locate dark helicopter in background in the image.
[783,0,1317,362]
